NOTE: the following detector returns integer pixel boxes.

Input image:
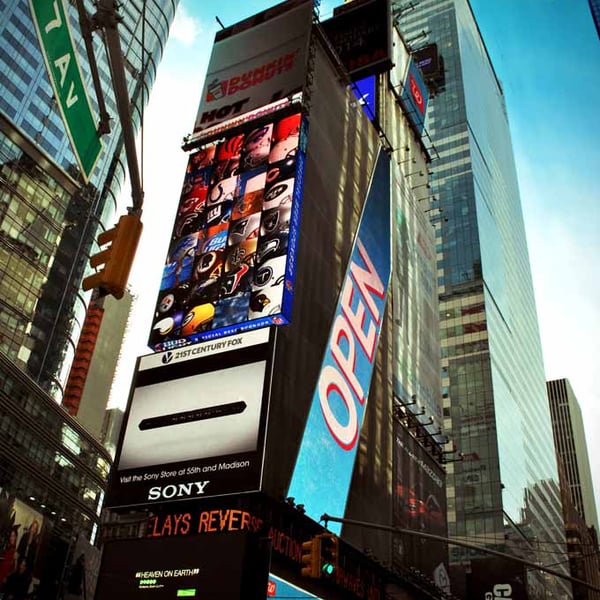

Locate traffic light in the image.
[82,213,142,299]
[301,535,321,578]
[319,533,339,578]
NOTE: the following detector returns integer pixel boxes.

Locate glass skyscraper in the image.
[0,1,177,596]
[397,1,571,597]
[0,0,177,400]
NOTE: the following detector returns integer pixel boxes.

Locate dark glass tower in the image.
[0,0,177,400]
[397,1,571,597]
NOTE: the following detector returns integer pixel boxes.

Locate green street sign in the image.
[28,0,102,181]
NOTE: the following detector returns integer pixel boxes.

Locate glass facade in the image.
[0,0,177,399]
[398,1,571,597]
[0,1,177,595]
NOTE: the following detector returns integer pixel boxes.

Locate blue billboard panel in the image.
[352,76,376,120]
[401,58,429,135]
[287,150,391,529]
[267,575,319,598]
[150,112,307,351]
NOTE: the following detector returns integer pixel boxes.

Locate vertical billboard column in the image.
[287,149,391,529]
[149,111,308,350]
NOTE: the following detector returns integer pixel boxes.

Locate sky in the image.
[113,0,600,508]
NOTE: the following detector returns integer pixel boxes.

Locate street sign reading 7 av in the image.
[29,0,102,182]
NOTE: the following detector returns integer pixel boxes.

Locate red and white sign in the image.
[409,72,425,115]
[193,1,312,134]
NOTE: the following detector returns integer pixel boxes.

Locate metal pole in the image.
[93,0,144,215]
[321,514,600,593]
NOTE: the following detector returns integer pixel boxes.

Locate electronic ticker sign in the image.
[287,149,391,530]
[149,112,307,351]
[321,0,392,81]
[95,533,270,599]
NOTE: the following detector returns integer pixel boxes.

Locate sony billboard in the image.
[321,0,392,81]
[106,329,275,509]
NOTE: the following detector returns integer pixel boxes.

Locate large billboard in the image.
[401,58,429,135]
[95,533,270,599]
[150,111,307,351]
[389,30,430,135]
[193,0,312,135]
[321,0,392,81]
[106,329,274,509]
[0,491,54,598]
[392,428,449,591]
[287,149,391,529]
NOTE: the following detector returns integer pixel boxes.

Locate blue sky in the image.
[115,0,599,505]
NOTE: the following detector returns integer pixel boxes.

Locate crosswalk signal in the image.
[301,535,321,578]
[82,213,142,299]
[319,533,339,578]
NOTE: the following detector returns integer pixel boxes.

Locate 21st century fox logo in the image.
[160,337,244,365]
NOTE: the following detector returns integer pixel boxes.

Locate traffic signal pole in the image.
[73,0,146,297]
[320,514,600,593]
[92,0,144,215]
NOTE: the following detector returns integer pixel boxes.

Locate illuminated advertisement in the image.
[95,533,270,599]
[267,575,319,598]
[413,43,442,79]
[0,492,51,598]
[392,429,449,590]
[106,329,274,509]
[193,0,312,134]
[321,0,392,81]
[150,112,307,351]
[287,149,391,529]
[401,57,429,135]
[352,76,376,120]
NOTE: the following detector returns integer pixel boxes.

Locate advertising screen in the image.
[95,533,269,600]
[321,0,392,81]
[0,491,55,598]
[392,428,449,590]
[413,43,442,79]
[150,112,307,351]
[193,0,312,134]
[287,149,391,529]
[401,57,429,135]
[106,329,274,509]
[267,575,319,598]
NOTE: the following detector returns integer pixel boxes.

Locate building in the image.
[96,1,452,598]
[547,378,600,599]
[397,1,572,597]
[63,292,134,441]
[0,1,177,597]
[547,379,599,534]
